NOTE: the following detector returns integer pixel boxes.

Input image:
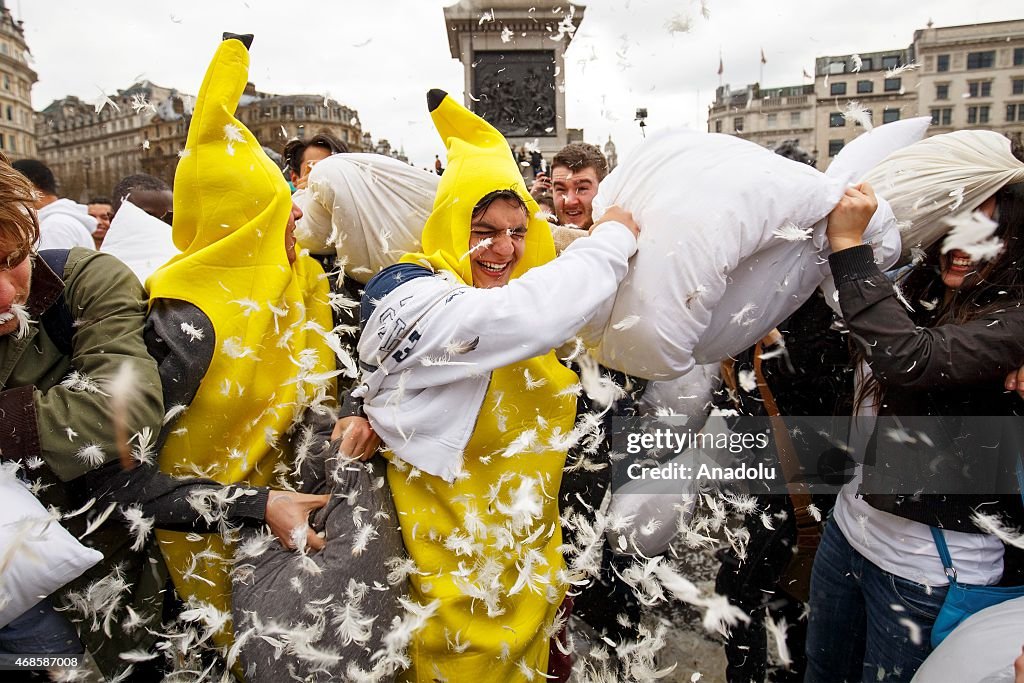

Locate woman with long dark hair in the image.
[805,138,1024,681]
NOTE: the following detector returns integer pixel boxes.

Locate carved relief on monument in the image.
[472,50,557,137]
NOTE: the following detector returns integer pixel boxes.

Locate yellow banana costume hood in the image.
[389,91,574,682]
[148,35,335,645]
[401,89,555,282]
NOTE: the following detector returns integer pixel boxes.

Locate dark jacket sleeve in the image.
[830,244,1024,388]
[85,459,269,531]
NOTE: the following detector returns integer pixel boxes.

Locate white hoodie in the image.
[37,198,97,251]
[354,221,637,482]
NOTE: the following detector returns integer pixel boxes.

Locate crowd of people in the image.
[1,32,1024,683]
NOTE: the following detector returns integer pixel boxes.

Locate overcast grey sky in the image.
[16,0,1021,168]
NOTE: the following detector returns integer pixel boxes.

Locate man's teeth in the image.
[952,257,973,267]
[480,262,507,272]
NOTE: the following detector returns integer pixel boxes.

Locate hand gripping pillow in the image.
[231,456,408,681]
[294,153,439,283]
[591,127,907,379]
[0,465,103,627]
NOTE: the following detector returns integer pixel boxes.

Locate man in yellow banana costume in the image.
[354,90,640,680]
[147,34,338,650]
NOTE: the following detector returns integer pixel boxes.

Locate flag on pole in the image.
[760,48,767,65]
[717,55,724,76]
[802,68,813,79]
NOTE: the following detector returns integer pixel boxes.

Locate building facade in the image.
[36,81,375,201]
[816,47,917,161]
[0,0,36,160]
[915,21,1024,138]
[707,19,1024,168]
[708,83,815,153]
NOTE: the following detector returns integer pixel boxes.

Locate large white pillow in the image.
[591,127,905,379]
[294,153,439,283]
[0,465,103,628]
[100,200,179,288]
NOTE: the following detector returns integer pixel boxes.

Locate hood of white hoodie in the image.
[38,198,98,234]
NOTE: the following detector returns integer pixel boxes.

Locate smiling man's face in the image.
[552,164,600,230]
[468,198,528,288]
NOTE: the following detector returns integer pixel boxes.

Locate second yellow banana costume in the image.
[147,36,335,647]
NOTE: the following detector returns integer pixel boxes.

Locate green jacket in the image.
[0,248,165,674]
[0,247,164,476]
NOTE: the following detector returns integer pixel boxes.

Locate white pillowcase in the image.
[294,153,439,283]
[591,126,908,379]
[0,465,103,628]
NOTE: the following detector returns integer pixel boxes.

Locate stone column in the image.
[442,0,585,163]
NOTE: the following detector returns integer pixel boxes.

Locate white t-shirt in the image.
[833,481,1003,587]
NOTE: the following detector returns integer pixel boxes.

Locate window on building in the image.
[967,105,991,124]
[4,106,11,121]
[884,77,902,92]
[882,55,900,70]
[1013,78,1024,95]
[882,108,901,124]
[715,119,722,133]
[968,81,992,98]
[790,111,801,125]
[1008,104,1018,122]
[1015,48,1024,66]
[937,54,950,72]
[829,112,845,127]
[930,107,952,126]
[857,80,873,94]
[966,51,995,69]
[860,57,873,71]
[766,113,777,128]
[733,117,744,132]
[2,75,8,91]
[828,139,845,157]
[936,83,949,100]
[828,61,846,75]
[8,136,14,152]
[830,82,847,96]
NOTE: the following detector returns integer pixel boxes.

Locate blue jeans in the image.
[805,520,948,683]
[0,599,83,655]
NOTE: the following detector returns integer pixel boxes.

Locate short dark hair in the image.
[472,188,527,221]
[111,173,170,214]
[11,158,57,195]
[551,143,609,181]
[88,197,111,205]
[283,133,348,177]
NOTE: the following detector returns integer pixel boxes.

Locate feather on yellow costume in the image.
[388,90,576,682]
[147,35,335,647]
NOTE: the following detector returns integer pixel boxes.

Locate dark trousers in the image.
[715,495,807,683]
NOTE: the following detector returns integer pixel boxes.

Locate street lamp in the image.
[635,108,648,139]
